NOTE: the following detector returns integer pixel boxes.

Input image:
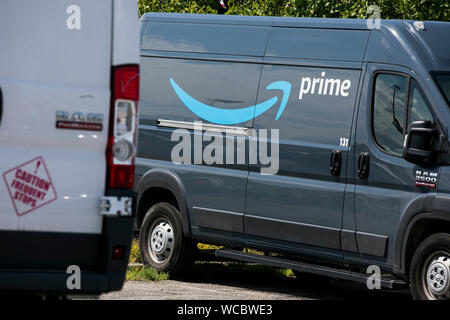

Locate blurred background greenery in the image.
[138,0,449,21]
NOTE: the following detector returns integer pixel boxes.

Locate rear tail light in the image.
[112,140,135,162]
[115,100,135,137]
[107,65,139,189]
[112,245,125,260]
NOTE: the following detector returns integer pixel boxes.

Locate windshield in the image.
[434,73,450,106]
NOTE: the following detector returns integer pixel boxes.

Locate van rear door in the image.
[0,0,111,234]
[0,0,112,273]
[0,0,139,294]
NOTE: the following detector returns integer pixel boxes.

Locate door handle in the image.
[330,150,342,176]
[358,152,370,179]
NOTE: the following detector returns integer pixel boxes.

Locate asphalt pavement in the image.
[97,261,412,300]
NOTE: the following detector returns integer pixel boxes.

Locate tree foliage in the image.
[138,0,449,22]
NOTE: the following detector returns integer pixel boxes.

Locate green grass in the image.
[126,239,168,281]
[129,239,142,264]
[279,268,294,278]
[127,238,294,282]
[126,265,169,281]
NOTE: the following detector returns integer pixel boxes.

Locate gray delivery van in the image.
[135,13,450,300]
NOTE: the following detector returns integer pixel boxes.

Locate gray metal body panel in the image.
[139,55,261,128]
[245,64,362,252]
[136,13,450,276]
[141,21,270,56]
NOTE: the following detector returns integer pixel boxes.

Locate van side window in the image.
[408,79,435,124]
[372,73,408,156]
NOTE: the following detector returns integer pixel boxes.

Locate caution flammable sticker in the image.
[3,157,57,216]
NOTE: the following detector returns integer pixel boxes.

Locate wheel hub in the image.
[148,220,174,263]
[151,226,167,253]
[426,255,450,296]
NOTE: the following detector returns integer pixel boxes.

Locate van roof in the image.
[141,12,444,30]
[142,12,371,28]
[141,13,450,71]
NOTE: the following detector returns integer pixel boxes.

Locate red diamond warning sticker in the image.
[2,157,57,216]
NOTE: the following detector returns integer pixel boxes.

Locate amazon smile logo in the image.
[168,78,284,174]
[170,78,291,125]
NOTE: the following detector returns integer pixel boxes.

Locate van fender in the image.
[135,169,191,237]
[394,194,450,274]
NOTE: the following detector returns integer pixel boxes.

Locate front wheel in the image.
[410,233,450,300]
[139,202,195,277]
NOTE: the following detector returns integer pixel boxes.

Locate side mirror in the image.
[403,120,438,165]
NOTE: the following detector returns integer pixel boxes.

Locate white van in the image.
[0,0,139,295]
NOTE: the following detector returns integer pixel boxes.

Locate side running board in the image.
[216,248,406,289]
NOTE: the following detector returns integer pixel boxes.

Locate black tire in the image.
[410,233,450,300]
[139,202,195,277]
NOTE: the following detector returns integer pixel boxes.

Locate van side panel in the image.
[139,56,262,128]
[141,22,269,56]
[137,19,268,233]
[266,28,369,61]
[246,64,362,251]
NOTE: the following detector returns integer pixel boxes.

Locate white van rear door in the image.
[0,0,112,234]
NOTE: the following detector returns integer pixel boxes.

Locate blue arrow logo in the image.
[170,78,291,125]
